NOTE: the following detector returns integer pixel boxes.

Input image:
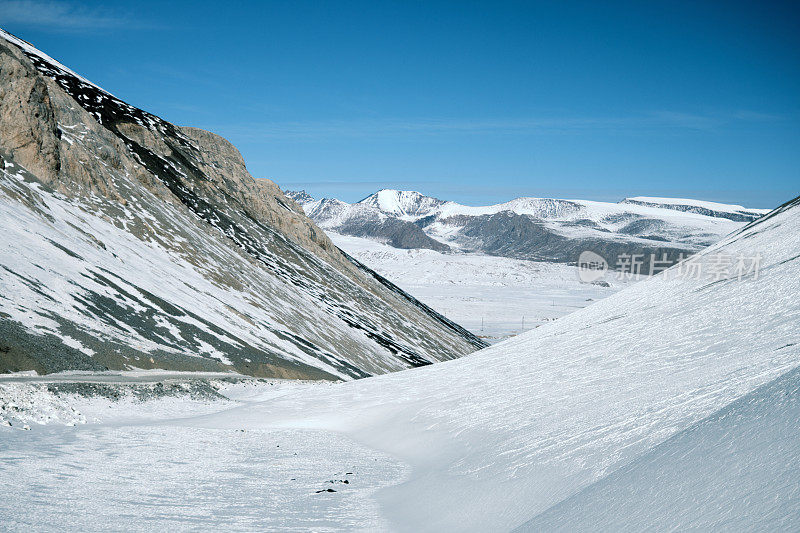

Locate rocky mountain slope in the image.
[288,189,769,269]
[0,29,485,379]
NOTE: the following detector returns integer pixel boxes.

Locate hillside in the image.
[0,29,485,379]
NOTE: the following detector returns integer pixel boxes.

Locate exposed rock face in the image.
[0,44,60,183]
[343,217,451,251]
[446,212,691,270]
[0,29,486,379]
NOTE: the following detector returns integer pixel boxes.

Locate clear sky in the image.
[1,0,798,207]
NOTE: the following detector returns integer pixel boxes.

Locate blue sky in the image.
[1,0,798,207]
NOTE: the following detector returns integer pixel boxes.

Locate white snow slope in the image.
[191,195,800,530]
[621,195,769,220]
[518,362,800,531]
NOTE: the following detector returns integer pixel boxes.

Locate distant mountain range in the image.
[287,189,769,269]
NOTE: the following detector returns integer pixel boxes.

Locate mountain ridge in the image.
[0,28,486,378]
[287,189,768,268]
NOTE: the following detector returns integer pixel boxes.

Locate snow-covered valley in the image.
[3,195,798,531]
[0,376,404,532]
[1,19,798,533]
[329,233,636,342]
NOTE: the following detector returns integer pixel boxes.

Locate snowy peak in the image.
[436,196,583,220]
[357,189,445,218]
[285,189,315,204]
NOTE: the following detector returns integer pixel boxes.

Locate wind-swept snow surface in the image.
[518,364,800,531]
[0,378,407,531]
[193,195,799,530]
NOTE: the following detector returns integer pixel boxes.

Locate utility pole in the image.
[522,315,525,331]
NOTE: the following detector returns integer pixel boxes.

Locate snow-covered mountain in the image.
[358,189,446,218]
[296,193,451,251]
[0,29,485,379]
[288,189,770,269]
